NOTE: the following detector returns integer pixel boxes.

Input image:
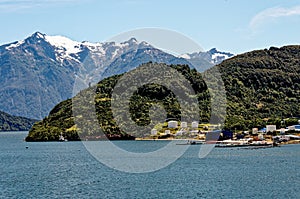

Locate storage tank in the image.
[168,121,178,128]
[191,121,199,128]
[181,122,187,128]
[151,129,157,135]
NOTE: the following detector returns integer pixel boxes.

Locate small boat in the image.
[59,132,67,142]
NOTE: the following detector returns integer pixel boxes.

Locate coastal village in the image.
[137,119,300,147]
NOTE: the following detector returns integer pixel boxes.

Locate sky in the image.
[1,0,300,54]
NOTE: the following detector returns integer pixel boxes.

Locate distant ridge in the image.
[0,110,37,131]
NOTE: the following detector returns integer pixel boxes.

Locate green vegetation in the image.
[219,45,300,130]
[26,63,210,141]
[0,110,37,131]
[26,45,300,141]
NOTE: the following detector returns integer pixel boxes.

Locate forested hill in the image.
[218,45,300,129]
[0,111,37,131]
[26,45,300,141]
[26,63,209,141]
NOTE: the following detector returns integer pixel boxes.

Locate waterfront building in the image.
[266,125,276,133]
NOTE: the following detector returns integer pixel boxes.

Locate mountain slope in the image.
[26,45,300,141]
[0,32,232,119]
[0,110,37,131]
[0,32,76,119]
[101,47,191,78]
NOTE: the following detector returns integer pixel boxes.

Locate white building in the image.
[151,129,157,135]
[266,125,276,133]
[165,130,171,135]
[191,121,199,129]
[288,126,295,131]
[180,122,187,128]
[168,121,178,128]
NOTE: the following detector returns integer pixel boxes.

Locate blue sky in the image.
[1,0,300,54]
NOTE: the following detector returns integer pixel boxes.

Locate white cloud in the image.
[250,6,300,30]
[0,0,86,12]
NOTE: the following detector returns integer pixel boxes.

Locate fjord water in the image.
[1,132,299,198]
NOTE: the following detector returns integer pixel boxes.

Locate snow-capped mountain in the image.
[2,32,154,85]
[0,32,233,119]
[181,48,233,64]
[208,48,234,64]
[179,48,234,71]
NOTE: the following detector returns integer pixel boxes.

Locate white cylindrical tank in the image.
[165,130,171,135]
[181,122,187,128]
[168,121,178,128]
[191,121,198,128]
[151,129,157,135]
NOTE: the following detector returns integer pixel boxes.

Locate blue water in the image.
[0,131,299,199]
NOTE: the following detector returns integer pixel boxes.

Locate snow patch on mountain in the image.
[179,54,191,59]
[209,49,234,64]
[5,40,25,50]
[44,35,82,62]
[82,41,106,54]
[211,52,230,60]
[45,35,81,54]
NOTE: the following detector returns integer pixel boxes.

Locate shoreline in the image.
[134,137,300,145]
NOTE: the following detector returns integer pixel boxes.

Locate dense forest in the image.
[219,46,300,130]
[26,45,300,141]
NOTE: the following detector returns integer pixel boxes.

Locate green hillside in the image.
[26,63,209,141]
[219,45,300,130]
[26,45,300,141]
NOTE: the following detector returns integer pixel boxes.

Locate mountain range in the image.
[0,32,233,119]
